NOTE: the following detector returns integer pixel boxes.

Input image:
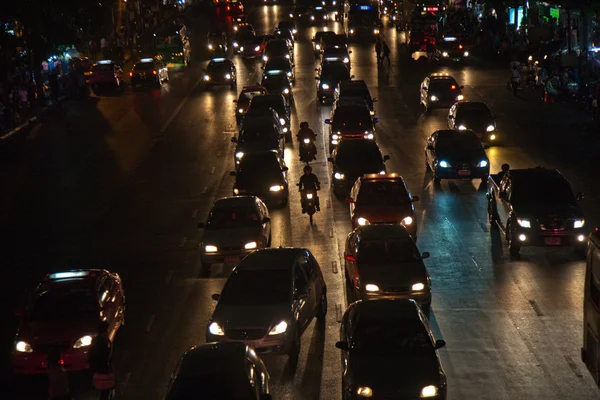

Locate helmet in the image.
[501,163,510,173]
[303,165,312,173]
[300,121,309,129]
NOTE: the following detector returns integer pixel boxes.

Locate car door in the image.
[292,259,313,332]
[344,231,359,282]
[496,175,512,229]
[420,78,429,104]
[426,133,437,167]
[448,104,457,128]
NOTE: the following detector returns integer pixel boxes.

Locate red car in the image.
[234,85,268,123]
[89,60,125,92]
[12,269,126,374]
[346,173,419,238]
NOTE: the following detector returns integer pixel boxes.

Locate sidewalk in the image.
[0,95,68,142]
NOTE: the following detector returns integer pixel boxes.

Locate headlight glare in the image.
[365,284,379,292]
[283,88,290,94]
[268,320,288,335]
[233,42,239,47]
[203,75,210,81]
[322,83,330,90]
[334,172,345,180]
[205,245,218,252]
[442,51,449,57]
[402,216,413,225]
[464,51,469,56]
[486,125,495,132]
[420,385,438,398]
[225,74,231,79]
[457,125,467,130]
[306,193,313,199]
[244,241,257,249]
[343,57,349,63]
[439,160,450,168]
[412,282,425,291]
[254,46,260,51]
[574,219,585,228]
[15,341,33,353]
[208,322,225,336]
[478,160,488,168]
[270,185,283,192]
[235,151,244,159]
[456,94,465,101]
[430,95,438,101]
[73,335,93,348]
[357,217,369,226]
[303,138,310,144]
[238,108,244,113]
[357,386,373,397]
[517,219,531,228]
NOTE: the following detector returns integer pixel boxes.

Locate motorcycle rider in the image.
[296,121,318,161]
[298,165,321,212]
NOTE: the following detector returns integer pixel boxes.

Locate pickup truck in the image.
[486,166,586,256]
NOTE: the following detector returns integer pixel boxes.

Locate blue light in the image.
[439,160,449,168]
[48,271,90,280]
[443,36,457,42]
[97,60,112,64]
[359,5,371,10]
[140,58,154,62]
[212,57,226,62]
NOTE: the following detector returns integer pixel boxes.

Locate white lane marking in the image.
[179,237,187,248]
[331,260,338,274]
[145,315,155,332]
[164,269,174,285]
[210,166,216,174]
[336,303,343,323]
[160,76,204,133]
[326,199,331,208]
[329,227,334,238]
[192,208,198,219]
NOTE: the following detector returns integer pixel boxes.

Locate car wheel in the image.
[488,199,499,229]
[288,329,301,374]
[316,290,328,323]
[199,262,212,278]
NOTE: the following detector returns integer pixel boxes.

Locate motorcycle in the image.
[297,185,320,225]
[299,137,317,163]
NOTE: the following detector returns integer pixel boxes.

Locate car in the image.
[420,73,464,110]
[291,4,329,25]
[241,105,286,137]
[232,23,256,53]
[262,39,293,63]
[322,33,348,48]
[312,31,337,56]
[325,98,376,153]
[207,248,328,373]
[273,28,295,47]
[487,166,586,255]
[207,32,228,53]
[13,269,126,374]
[343,225,431,313]
[130,57,168,89]
[425,129,490,184]
[277,20,298,37]
[239,35,271,59]
[328,139,389,198]
[166,342,271,400]
[334,80,376,115]
[346,173,419,236]
[336,299,447,400]
[447,101,497,144]
[316,60,352,104]
[261,71,294,104]
[435,35,469,62]
[234,85,268,124]
[203,58,237,89]
[246,94,291,138]
[233,117,285,166]
[197,196,271,275]
[231,150,289,207]
[89,60,125,93]
[321,44,352,67]
[225,0,245,20]
[263,57,295,83]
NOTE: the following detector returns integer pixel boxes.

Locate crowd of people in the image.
[0,82,37,135]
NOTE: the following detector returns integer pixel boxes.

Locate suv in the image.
[248,94,291,139]
[207,248,327,373]
[325,98,377,153]
[335,80,376,115]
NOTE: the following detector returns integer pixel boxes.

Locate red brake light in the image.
[153,70,157,75]
[227,5,230,10]
[459,44,463,49]
[345,255,355,261]
[451,85,457,90]
[129,72,133,77]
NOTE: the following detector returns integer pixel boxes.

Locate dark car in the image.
[425,129,490,183]
[263,57,295,83]
[335,80,376,115]
[234,85,268,124]
[231,150,289,207]
[239,35,270,59]
[207,248,328,373]
[420,73,465,110]
[274,28,295,47]
[248,94,291,138]
[233,118,285,166]
[325,98,377,153]
[207,32,228,54]
[263,39,293,63]
[232,23,256,53]
[322,33,349,49]
[487,166,586,255]
[277,20,298,37]
[346,173,419,237]
[328,139,389,198]
[316,61,353,104]
[165,342,271,400]
[312,31,337,55]
[435,35,470,62]
[321,44,352,68]
[241,107,286,137]
[203,58,237,89]
[336,299,447,400]
[13,270,125,374]
[343,225,431,314]
[448,101,497,144]
[291,4,329,25]
[261,72,294,104]
[130,57,168,89]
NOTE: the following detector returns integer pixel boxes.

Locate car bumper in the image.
[206,332,293,355]
[513,230,587,248]
[234,188,289,205]
[318,89,335,102]
[201,248,257,265]
[13,348,90,375]
[435,167,489,180]
[351,220,417,237]
[240,52,263,59]
[356,290,431,305]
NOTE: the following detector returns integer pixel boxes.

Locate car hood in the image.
[236,141,280,154]
[358,262,427,286]
[353,205,412,222]
[236,173,285,191]
[456,118,494,132]
[202,226,264,247]
[18,318,98,345]
[336,162,385,180]
[213,303,291,329]
[515,202,583,221]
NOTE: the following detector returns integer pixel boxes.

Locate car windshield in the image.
[341,86,370,100]
[206,206,260,229]
[436,134,481,152]
[457,106,492,120]
[336,143,382,167]
[29,288,98,321]
[317,32,336,41]
[219,270,291,305]
[240,90,264,102]
[321,65,350,80]
[262,77,289,91]
[133,62,154,71]
[266,60,291,71]
[266,42,288,53]
[168,373,253,400]
[237,154,282,179]
[245,37,264,45]
[92,64,113,72]
[429,79,460,91]
[353,321,433,353]
[208,64,230,73]
[357,240,421,263]
[356,181,410,206]
[240,125,279,142]
[512,178,576,205]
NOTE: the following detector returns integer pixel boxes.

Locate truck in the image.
[486,165,586,256]
[153,25,191,69]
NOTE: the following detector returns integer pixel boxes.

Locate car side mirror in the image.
[231,137,237,143]
[412,195,420,202]
[499,191,507,200]
[324,119,331,124]
[372,98,378,102]
[211,293,220,301]
[233,99,237,103]
[427,145,434,150]
[373,118,380,123]
[262,217,271,224]
[434,339,446,350]
[346,197,355,204]
[383,155,390,161]
[327,157,334,162]
[335,341,349,351]
[421,251,430,259]
[577,192,585,201]
[230,171,237,176]
[350,75,355,79]
[282,166,289,172]
[197,222,206,229]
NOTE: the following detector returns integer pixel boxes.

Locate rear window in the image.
[356,181,410,206]
[357,240,421,263]
[206,206,260,230]
[208,63,231,73]
[92,64,113,72]
[266,42,288,52]
[133,62,154,71]
[321,64,351,80]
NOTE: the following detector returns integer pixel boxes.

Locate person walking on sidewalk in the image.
[89,321,115,400]
[47,348,72,400]
[375,36,383,66]
[100,37,108,59]
[382,41,391,66]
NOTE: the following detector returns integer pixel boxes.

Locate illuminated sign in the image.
[97,60,112,64]
[359,5,372,10]
[140,58,154,62]
[211,57,226,62]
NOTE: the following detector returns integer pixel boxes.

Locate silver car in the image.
[198,196,271,276]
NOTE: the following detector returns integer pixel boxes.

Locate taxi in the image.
[436,35,469,62]
[130,57,169,89]
[89,60,125,93]
[420,73,464,111]
[234,85,268,124]
[13,269,126,374]
[203,58,237,89]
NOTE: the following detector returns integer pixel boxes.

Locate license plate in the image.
[544,237,561,246]
[458,169,471,176]
[224,256,241,263]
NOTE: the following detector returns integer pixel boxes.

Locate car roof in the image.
[351,299,421,322]
[179,342,247,374]
[212,196,258,209]
[235,248,305,271]
[239,149,280,160]
[39,269,106,291]
[335,98,369,108]
[506,167,564,183]
[254,94,285,104]
[455,101,490,110]
[360,173,405,183]
[434,129,477,138]
[354,224,413,241]
[337,139,380,151]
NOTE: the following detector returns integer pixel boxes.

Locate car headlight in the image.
[287,71,292,77]
[233,188,240,195]
[373,29,379,34]
[430,95,438,101]
[490,134,496,140]
[478,160,488,168]
[574,219,585,229]
[283,88,290,94]
[235,151,244,160]
[439,160,450,168]
[331,134,339,140]
[238,108,244,114]
[357,217,369,226]
[283,127,288,133]
[304,138,311,144]
[292,29,297,34]
[285,53,290,59]
[306,193,313,199]
[364,133,374,139]
[205,245,218,252]
[365,284,379,292]
[311,15,315,20]
[233,42,239,47]
[268,320,288,335]
[350,29,354,34]
[240,46,244,52]
[379,170,386,175]
[486,125,495,132]
[225,74,231,79]
[420,385,438,398]
[322,83,330,90]
[73,335,93,349]
[208,322,225,336]
[208,44,213,50]
[528,55,533,61]
[203,75,210,81]
[517,219,531,228]
[412,282,425,291]
[457,125,467,130]
[402,216,413,225]
[316,44,321,50]
[279,118,286,125]
[334,172,345,180]
[15,341,33,353]
[270,185,284,192]
[263,55,268,61]
[357,386,373,397]
[343,57,349,63]
[289,13,293,18]
[244,241,257,249]
[456,94,465,101]
[464,51,469,57]
[442,51,449,57]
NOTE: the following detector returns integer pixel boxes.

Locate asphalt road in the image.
[2,4,600,400]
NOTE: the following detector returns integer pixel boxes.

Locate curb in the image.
[0,95,67,141]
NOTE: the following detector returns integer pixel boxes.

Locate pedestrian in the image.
[100,37,108,59]
[89,321,115,400]
[510,65,520,96]
[89,39,97,61]
[47,348,72,400]
[382,41,391,66]
[375,36,382,66]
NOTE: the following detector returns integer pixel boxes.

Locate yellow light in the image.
[205,245,218,252]
[518,234,526,242]
[490,134,496,140]
[357,386,373,397]
[420,385,438,398]
[412,283,425,291]
[365,284,379,292]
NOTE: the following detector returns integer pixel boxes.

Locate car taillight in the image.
[129,72,133,77]
[153,70,157,75]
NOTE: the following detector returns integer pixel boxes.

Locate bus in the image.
[583,227,600,386]
[153,25,191,68]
